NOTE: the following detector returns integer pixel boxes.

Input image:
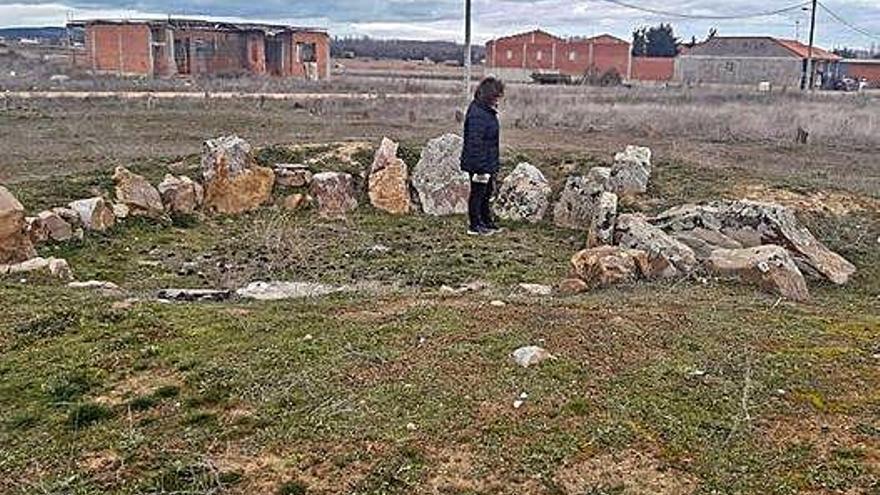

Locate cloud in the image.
[1,0,878,48]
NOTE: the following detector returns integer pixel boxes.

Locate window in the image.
[724,61,735,72]
[298,42,317,63]
[506,49,513,60]
[568,51,576,61]
[536,50,542,61]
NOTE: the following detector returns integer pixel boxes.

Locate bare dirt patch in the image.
[94,368,183,406]
[732,184,880,215]
[554,448,699,494]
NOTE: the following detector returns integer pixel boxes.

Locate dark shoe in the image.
[484,222,504,233]
[467,226,493,236]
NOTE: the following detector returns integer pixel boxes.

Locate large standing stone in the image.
[310,172,358,218]
[69,197,115,231]
[113,166,164,217]
[0,186,35,263]
[411,134,469,216]
[707,245,809,301]
[494,163,552,223]
[609,145,652,195]
[615,214,697,275]
[553,175,619,244]
[368,137,411,215]
[570,245,650,288]
[201,135,275,214]
[158,174,204,215]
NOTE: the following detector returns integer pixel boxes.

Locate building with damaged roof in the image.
[68,18,330,79]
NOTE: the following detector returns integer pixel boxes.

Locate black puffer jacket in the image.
[460,100,500,174]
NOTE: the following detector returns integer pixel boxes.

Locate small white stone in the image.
[303,334,313,341]
[406,422,417,431]
[519,392,528,400]
[513,400,524,409]
[490,300,506,307]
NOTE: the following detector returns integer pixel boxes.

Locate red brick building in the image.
[70,18,331,79]
[843,59,880,88]
[485,30,632,82]
[485,29,677,83]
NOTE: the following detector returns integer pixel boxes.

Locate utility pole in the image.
[806,0,818,90]
[464,0,472,104]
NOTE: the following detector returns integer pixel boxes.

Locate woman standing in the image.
[460,77,505,236]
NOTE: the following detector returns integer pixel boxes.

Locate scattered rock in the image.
[157,288,232,302]
[274,164,313,188]
[0,257,71,279]
[615,214,697,275]
[707,245,810,301]
[672,227,742,259]
[608,145,652,195]
[557,278,589,295]
[158,174,204,215]
[570,245,650,288]
[0,186,36,264]
[281,193,312,211]
[50,206,78,222]
[235,281,342,300]
[439,281,490,295]
[553,176,619,244]
[24,216,48,244]
[69,197,115,231]
[112,203,130,219]
[494,162,552,223]
[512,346,554,368]
[411,133,469,216]
[201,135,275,214]
[652,200,856,284]
[68,280,123,295]
[518,283,553,296]
[368,137,412,214]
[37,210,73,241]
[490,300,506,307]
[113,166,164,217]
[309,172,358,218]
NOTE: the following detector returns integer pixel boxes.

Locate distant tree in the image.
[833,47,859,58]
[330,36,484,63]
[631,23,678,57]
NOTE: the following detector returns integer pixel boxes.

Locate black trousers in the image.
[468,173,495,229]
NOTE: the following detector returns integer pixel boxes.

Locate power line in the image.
[591,0,812,20]
[816,1,880,42]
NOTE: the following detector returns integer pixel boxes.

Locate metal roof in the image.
[67,18,327,35]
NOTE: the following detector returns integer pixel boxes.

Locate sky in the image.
[1,0,879,50]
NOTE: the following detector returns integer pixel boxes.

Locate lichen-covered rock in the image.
[411,134,469,216]
[615,214,697,275]
[557,278,589,295]
[494,163,552,223]
[0,186,35,264]
[201,135,275,214]
[651,199,856,284]
[553,176,619,244]
[707,245,809,301]
[368,137,411,215]
[309,172,358,218]
[113,166,164,217]
[608,145,652,195]
[570,245,649,288]
[68,197,115,232]
[158,174,203,215]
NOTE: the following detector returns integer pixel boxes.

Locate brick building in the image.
[675,36,840,88]
[484,29,676,83]
[485,30,632,82]
[69,18,331,79]
[842,59,880,88]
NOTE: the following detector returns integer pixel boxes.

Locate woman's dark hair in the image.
[474,77,505,106]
